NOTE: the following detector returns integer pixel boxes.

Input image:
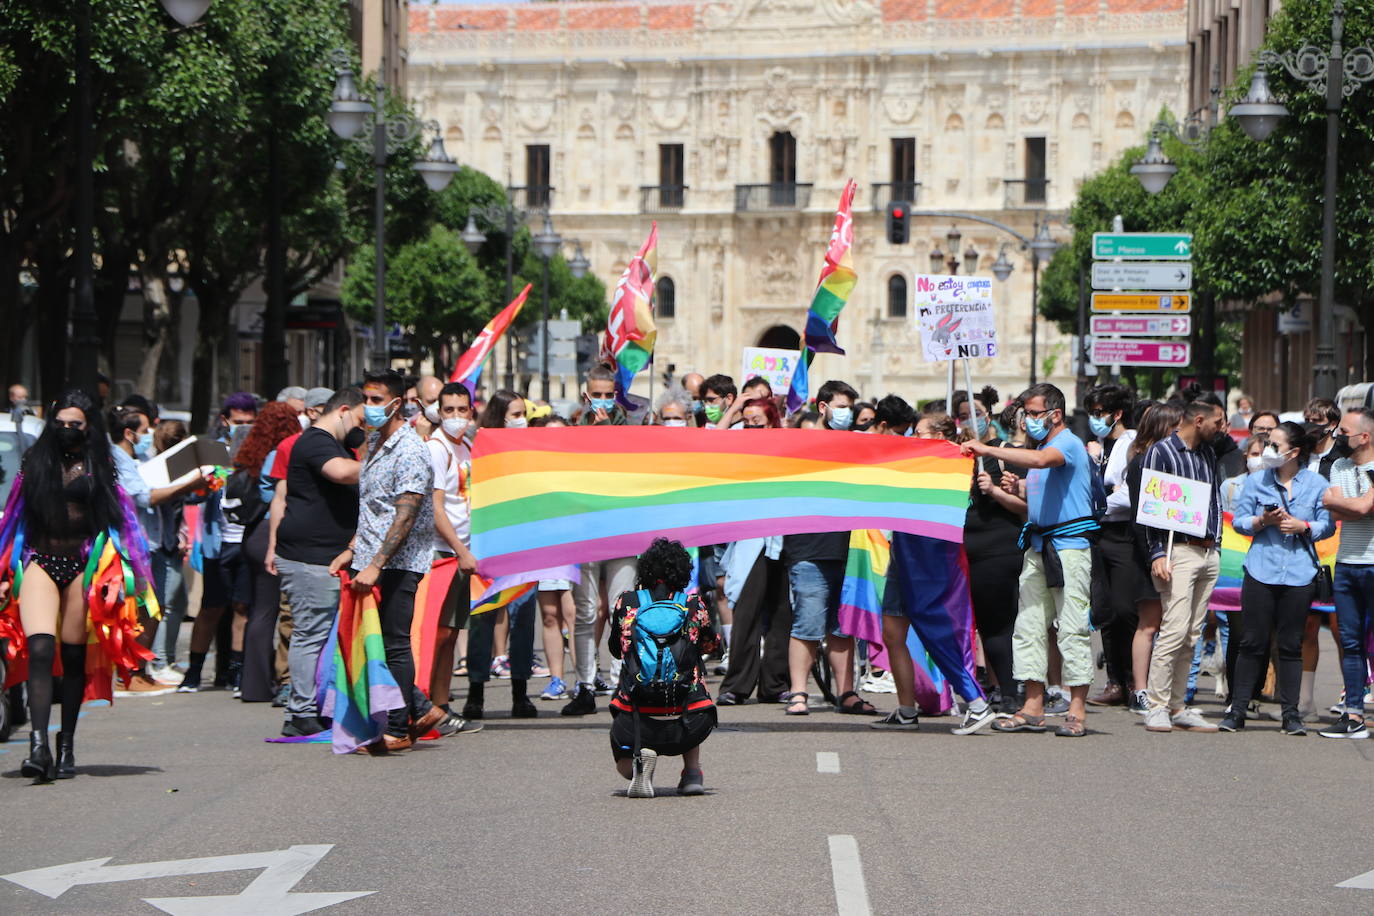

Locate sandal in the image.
[782,691,810,716]
[453,657,468,677]
[1055,714,1087,737]
[834,690,880,716]
[991,710,1048,733]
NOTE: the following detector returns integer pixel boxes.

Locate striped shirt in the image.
[1328,458,1374,565]
[1141,431,1222,561]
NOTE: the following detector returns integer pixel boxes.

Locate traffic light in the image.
[886,201,910,244]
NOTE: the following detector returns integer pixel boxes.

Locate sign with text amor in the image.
[1136,468,1209,537]
[740,347,798,395]
[914,274,997,362]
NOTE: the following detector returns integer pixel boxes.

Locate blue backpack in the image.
[624,589,698,709]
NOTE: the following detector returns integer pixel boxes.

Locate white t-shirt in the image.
[1329,458,1374,565]
[427,434,471,550]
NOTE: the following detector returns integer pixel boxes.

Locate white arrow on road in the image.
[2,844,372,916]
[1337,867,1374,889]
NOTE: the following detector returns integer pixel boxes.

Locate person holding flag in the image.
[787,180,857,414]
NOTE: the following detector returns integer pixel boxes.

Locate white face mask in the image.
[1246,455,1265,473]
[424,402,441,424]
[441,417,468,438]
[662,418,687,427]
[1258,445,1290,470]
[298,414,310,431]
[505,417,528,429]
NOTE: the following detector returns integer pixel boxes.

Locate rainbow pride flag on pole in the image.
[788,180,858,413]
[450,283,532,396]
[469,427,971,577]
[321,577,405,755]
[601,223,658,408]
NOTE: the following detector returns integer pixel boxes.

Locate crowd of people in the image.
[3,365,1372,793]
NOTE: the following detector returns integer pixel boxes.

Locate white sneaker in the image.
[860,671,897,695]
[1143,705,1173,732]
[628,749,657,798]
[952,704,1002,735]
[148,665,181,686]
[1171,707,1218,732]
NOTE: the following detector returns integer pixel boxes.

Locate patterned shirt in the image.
[1142,431,1222,561]
[1328,458,1374,565]
[355,423,435,574]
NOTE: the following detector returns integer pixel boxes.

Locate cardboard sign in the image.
[140,435,230,489]
[740,347,799,395]
[1135,467,1209,537]
[914,274,997,362]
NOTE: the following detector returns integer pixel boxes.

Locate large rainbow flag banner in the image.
[1213,511,1340,612]
[451,283,532,395]
[321,576,406,755]
[787,179,858,412]
[469,427,971,577]
[601,223,658,408]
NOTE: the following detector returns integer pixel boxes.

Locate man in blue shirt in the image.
[963,384,1096,737]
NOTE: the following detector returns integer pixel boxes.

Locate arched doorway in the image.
[757,325,800,350]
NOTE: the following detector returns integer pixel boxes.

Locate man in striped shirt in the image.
[1141,397,1226,733]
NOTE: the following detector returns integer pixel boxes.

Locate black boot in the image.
[511,679,538,718]
[461,681,484,720]
[55,732,76,779]
[21,730,55,782]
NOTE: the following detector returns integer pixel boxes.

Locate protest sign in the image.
[1135,468,1209,538]
[914,275,997,362]
[741,347,799,395]
[140,436,230,489]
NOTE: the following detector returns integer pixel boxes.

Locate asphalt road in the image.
[3,630,1373,916]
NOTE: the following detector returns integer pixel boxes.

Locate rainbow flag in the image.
[451,284,531,395]
[788,179,858,413]
[321,577,406,755]
[409,556,461,696]
[1213,510,1341,612]
[601,223,658,408]
[469,427,971,577]
[838,530,954,714]
[471,577,537,616]
[887,532,983,703]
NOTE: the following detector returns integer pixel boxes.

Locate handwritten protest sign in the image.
[914,274,997,362]
[740,347,799,395]
[1135,468,1209,537]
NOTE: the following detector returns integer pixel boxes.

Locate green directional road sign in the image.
[1092,232,1192,260]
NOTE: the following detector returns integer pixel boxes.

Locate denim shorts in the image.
[788,559,845,641]
[880,572,905,618]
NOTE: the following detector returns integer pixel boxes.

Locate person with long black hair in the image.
[0,390,158,782]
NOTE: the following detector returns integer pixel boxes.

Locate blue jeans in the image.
[787,559,845,642]
[1333,564,1374,714]
[151,548,189,668]
[1187,611,1230,696]
[467,590,536,684]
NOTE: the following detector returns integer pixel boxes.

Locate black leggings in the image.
[1095,521,1140,689]
[26,634,86,736]
[968,550,1022,702]
[1233,572,1314,717]
[239,520,281,702]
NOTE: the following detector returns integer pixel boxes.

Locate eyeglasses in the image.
[1023,407,1056,420]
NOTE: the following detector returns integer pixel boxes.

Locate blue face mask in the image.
[135,430,154,459]
[1089,415,1114,439]
[966,416,989,438]
[590,397,616,413]
[1025,416,1050,442]
[828,407,853,431]
[363,398,396,429]
[692,399,704,415]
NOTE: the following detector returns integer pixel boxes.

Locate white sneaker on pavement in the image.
[952,704,1002,736]
[1143,705,1173,732]
[1170,707,1218,732]
[628,749,657,798]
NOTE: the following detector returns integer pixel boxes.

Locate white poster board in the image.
[914,274,997,362]
[740,347,799,395]
[1134,467,1209,537]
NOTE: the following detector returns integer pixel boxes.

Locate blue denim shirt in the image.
[1232,467,1335,587]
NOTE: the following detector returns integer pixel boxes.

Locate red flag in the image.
[450,284,532,391]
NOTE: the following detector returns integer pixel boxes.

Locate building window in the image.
[887,274,907,319]
[659,144,684,207]
[891,138,916,201]
[525,144,550,207]
[1024,137,1046,203]
[656,276,676,320]
[769,131,797,205]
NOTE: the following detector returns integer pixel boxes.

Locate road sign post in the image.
[1092,232,1193,260]
[1090,292,1191,313]
[1090,339,1191,367]
[1091,262,1193,291]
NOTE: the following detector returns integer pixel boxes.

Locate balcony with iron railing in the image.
[1003,178,1049,209]
[507,185,555,211]
[869,182,921,210]
[639,185,688,213]
[734,182,813,212]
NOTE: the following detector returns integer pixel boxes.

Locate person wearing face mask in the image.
[412,375,443,438]
[717,376,774,429]
[1304,398,1348,478]
[680,372,706,427]
[654,387,695,428]
[578,364,628,427]
[1220,422,1333,735]
[270,388,364,737]
[815,379,860,432]
[963,384,1097,737]
[740,397,781,429]
[699,374,738,429]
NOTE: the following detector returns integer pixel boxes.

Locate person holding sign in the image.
[1138,397,1227,733]
[1220,422,1333,736]
[962,384,1096,738]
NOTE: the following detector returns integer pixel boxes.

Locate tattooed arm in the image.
[350,492,423,592]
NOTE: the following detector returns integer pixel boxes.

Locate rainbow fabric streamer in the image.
[788,179,858,413]
[469,427,971,578]
[601,223,658,408]
[838,530,954,714]
[321,576,405,755]
[450,283,531,396]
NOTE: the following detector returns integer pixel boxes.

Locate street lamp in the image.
[928,245,945,274]
[962,244,980,275]
[1028,217,1061,385]
[568,242,590,280]
[990,244,1015,282]
[533,214,563,400]
[461,215,486,255]
[1229,0,1374,399]
[328,50,460,370]
[160,0,212,27]
[1129,126,1179,195]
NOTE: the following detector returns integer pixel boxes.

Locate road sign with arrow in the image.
[1092,232,1192,260]
[1091,262,1192,291]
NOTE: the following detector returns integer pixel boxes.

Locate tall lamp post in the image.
[1228,0,1374,400]
[327,52,460,372]
[532,215,563,401]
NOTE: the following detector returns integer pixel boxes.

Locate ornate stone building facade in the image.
[409,0,1188,403]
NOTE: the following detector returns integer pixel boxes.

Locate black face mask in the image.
[1334,432,1350,452]
[343,426,366,450]
[57,426,85,452]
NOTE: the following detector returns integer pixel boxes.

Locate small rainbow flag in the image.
[788,179,858,413]
[321,576,405,755]
[601,223,658,408]
[471,576,537,616]
[469,428,972,578]
[451,284,531,396]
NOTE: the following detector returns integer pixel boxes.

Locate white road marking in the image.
[2,844,372,915]
[816,751,841,774]
[1337,868,1374,889]
[828,835,872,916]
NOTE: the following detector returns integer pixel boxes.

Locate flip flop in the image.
[834,690,880,716]
[1055,714,1087,737]
[782,691,810,716]
[991,710,1048,733]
